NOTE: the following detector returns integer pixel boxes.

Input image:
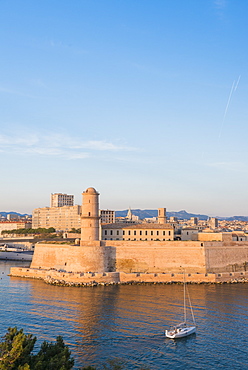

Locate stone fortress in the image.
[10,187,248,285]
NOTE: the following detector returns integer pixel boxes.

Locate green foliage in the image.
[2,228,56,236]
[31,336,74,370]
[0,328,74,370]
[0,327,36,370]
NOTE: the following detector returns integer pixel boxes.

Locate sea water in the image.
[0,261,247,369]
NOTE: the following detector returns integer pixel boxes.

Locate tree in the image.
[0,328,74,370]
[0,327,36,370]
[31,336,74,370]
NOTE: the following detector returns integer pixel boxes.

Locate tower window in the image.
[88,212,91,216]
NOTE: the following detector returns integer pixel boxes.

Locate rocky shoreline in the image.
[9,266,248,286]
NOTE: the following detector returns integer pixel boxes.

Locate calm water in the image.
[0,261,248,369]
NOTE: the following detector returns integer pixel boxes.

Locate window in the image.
[105,230,107,235]
[145,231,147,235]
[140,231,142,235]
[88,212,91,216]
[110,230,113,235]
[151,231,153,236]
[134,230,136,235]
[128,230,131,235]
[169,231,171,235]
[117,230,119,235]
[123,230,125,235]
[163,231,165,236]
[157,231,159,236]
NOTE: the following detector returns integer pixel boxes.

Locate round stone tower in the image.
[81,187,100,242]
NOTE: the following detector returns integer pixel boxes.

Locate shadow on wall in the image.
[105,246,116,272]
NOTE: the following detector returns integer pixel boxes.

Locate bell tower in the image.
[158,208,167,224]
[81,187,100,242]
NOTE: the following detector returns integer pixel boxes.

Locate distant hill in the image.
[0,212,31,218]
[115,209,248,221]
[1,210,248,222]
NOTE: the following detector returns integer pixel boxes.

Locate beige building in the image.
[100,209,115,224]
[102,223,174,241]
[50,193,74,207]
[0,221,32,235]
[32,205,81,231]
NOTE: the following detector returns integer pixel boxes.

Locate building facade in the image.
[0,221,32,235]
[100,210,115,224]
[101,223,174,241]
[50,193,74,207]
[32,205,81,231]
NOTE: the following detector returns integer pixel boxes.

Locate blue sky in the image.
[0,0,248,216]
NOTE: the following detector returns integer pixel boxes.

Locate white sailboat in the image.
[165,275,196,339]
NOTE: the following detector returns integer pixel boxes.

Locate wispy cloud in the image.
[213,0,227,19]
[0,132,138,160]
[214,0,227,9]
[207,161,246,172]
[0,86,37,99]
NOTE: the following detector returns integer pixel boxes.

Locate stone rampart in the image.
[204,241,248,272]
[31,243,106,272]
[10,267,248,284]
[103,240,206,273]
[28,240,248,276]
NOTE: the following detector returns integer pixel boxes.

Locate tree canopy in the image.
[0,327,74,370]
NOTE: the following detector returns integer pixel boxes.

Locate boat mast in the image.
[184,271,186,323]
[186,285,196,325]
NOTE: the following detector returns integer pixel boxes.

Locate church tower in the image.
[81,187,100,242]
[158,208,167,224]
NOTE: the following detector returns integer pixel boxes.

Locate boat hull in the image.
[165,325,196,339]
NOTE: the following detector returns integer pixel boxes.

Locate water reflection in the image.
[1,261,248,369]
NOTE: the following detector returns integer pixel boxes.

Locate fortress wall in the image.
[119,272,217,283]
[31,243,106,272]
[29,240,248,277]
[10,267,248,284]
[104,240,206,273]
[204,241,248,272]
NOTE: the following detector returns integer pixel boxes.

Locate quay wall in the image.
[10,267,248,284]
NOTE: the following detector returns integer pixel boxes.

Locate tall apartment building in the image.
[32,205,81,231]
[100,210,115,224]
[50,193,74,207]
